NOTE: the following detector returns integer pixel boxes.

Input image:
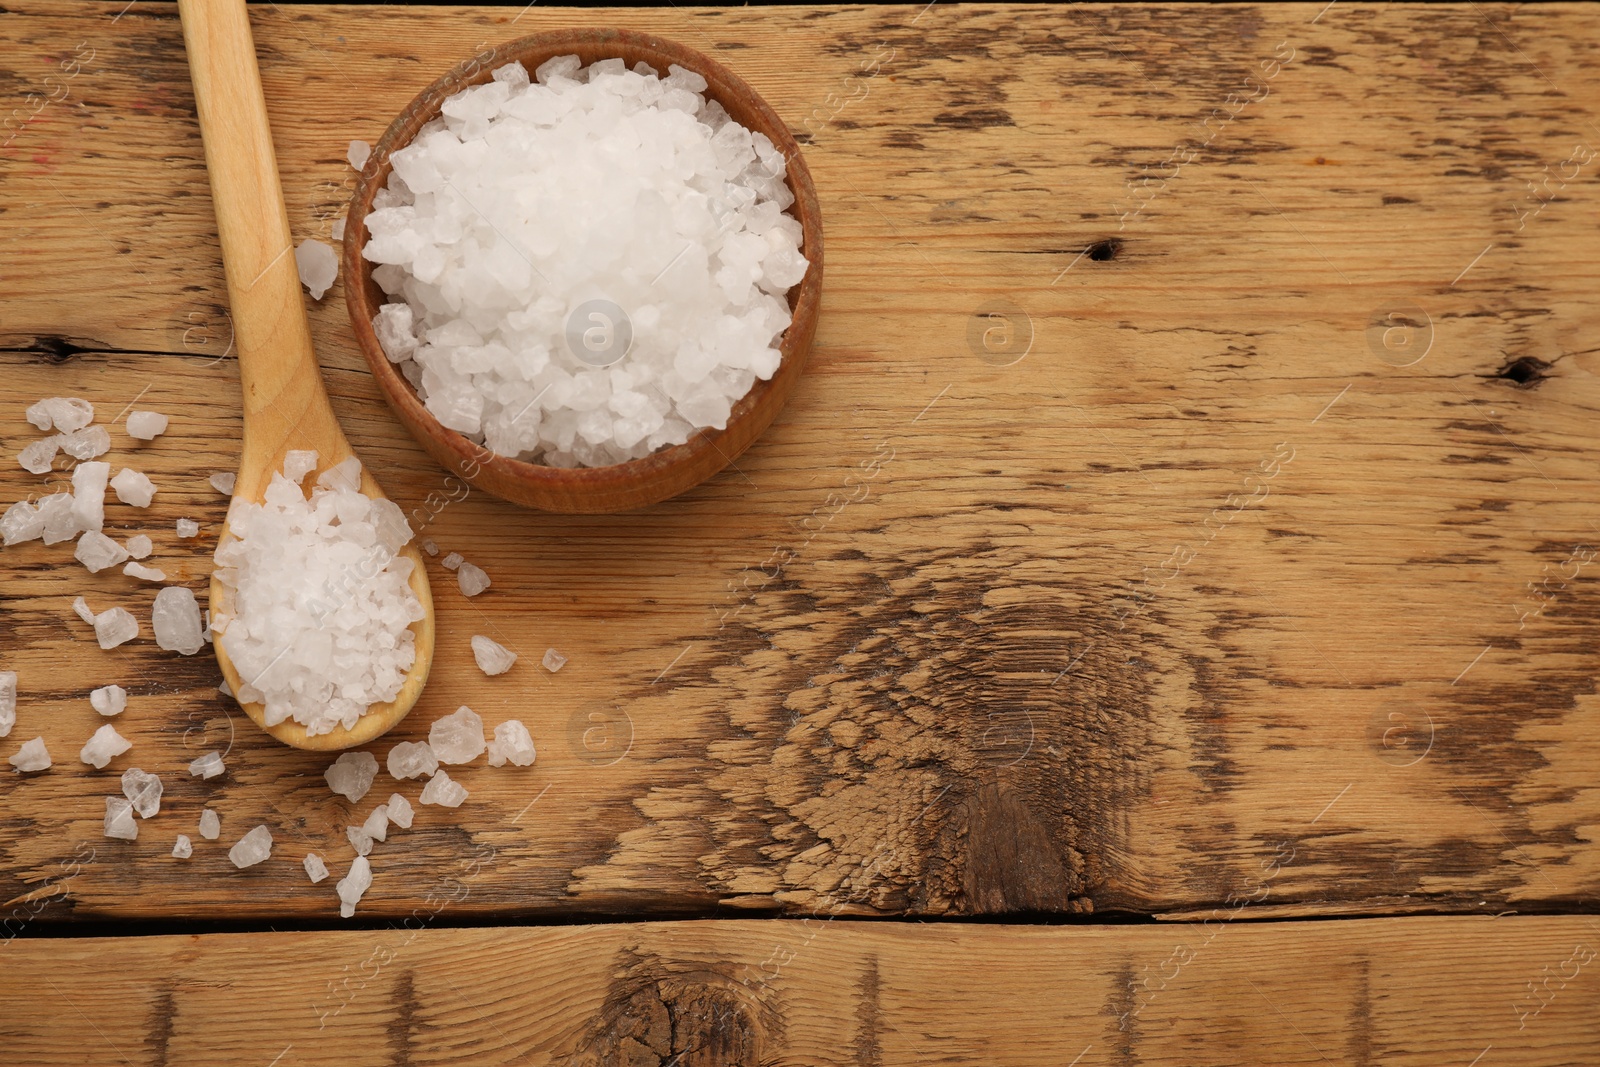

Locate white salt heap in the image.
[337,854,372,917]
[456,561,490,597]
[27,397,94,433]
[229,824,273,868]
[471,634,516,675]
[104,796,138,840]
[210,471,236,495]
[125,534,153,559]
[125,410,169,440]
[305,853,329,883]
[176,518,199,538]
[121,767,163,817]
[296,238,339,300]
[189,751,225,779]
[211,456,423,736]
[152,586,206,655]
[199,808,221,840]
[92,605,139,649]
[90,684,127,716]
[173,835,193,859]
[386,740,437,780]
[74,530,129,573]
[325,751,379,802]
[487,719,537,767]
[0,671,15,736]
[80,724,132,768]
[10,737,50,772]
[420,769,468,807]
[429,706,485,764]
[71,461,109,532]
[386,791,414,829]
[124,561,166,582]
[110,468,156,507]
[362,56,807,468]
[542,648,567,672]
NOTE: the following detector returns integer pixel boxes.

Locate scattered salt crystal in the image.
[74,530,130,573]
[386,792,414,829]
[457,561,490,597]
[282,449,319,483]
[336,854,372,916]
[1,500,45,545]
[386,740,437,780]
[189,751,225,779]
[471,634,516,675]
[199,808,221,840]
[152,586,206,655]
[419,768,468,807]
[72,596,96,625]
[28,397,93,433]
[429,706,485,764]
[121,767,163,817]
[331,218,346,242]
[228,824,273,868]
[347,825,373,856]
[209,471,236,495]
[325,750,379,802]
[487,719,537,768]
[80,724,131,768]
[304,853,329,883]
[420,538,438,556]
[125,410,168,440]
[0,671,14,737]
[295,239,339,300]
[59,425,111,461]
[104,796,138,840]
[176,518,200,537]
[18,437,59,474]
[9,737,49,772]
[93,606,139,649]
[173,834,193,859]
[71,461,110,532]
[38,493,79,544]
[89,684,127,716]
[361,804,389,842]
[542,648,567,673]
[109,468,156,507]
[124,561,166,582]
[125,534,152,559]
[347,139,371,170]
[440,552,463,571]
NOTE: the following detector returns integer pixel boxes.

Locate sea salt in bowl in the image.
[344,29,822,513]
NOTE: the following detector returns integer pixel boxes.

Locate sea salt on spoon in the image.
[181,0,434,749]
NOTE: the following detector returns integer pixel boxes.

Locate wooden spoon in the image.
[180,0,434,750]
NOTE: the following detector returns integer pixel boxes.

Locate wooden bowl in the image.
[343,29,822,513]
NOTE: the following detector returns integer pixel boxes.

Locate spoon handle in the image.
[179,0,346,478]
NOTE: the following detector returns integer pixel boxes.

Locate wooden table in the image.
[3,2,1599,1062]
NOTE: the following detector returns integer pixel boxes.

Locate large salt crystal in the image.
[348,139,371,170]
[10,737,49,772]
[336,854,372,917]
[72,597,96,625]
[440,552,463,571]
[428,706,485,764]
[18,437,59,474]
[93,606,139,649]
[189,751,225,779]
[176,518,200,538]
[90,684,127,716]
[199,808,221,840]
[331,218,346,242]
[71,461,110,532]
[210,471,236,495]
[471,635,516,676]
[125,410,169,440]
[110,468,156,507]
[487,720,537,767]
[386,740,437,780]
[59,425,111,461]
[325,750,379,802]
[361,804,390,842]
[104,796,138,840]
[1,500,45,545]
[124,561,166,582]
[173,834,193,859]
[38,493,79,544]
[152,586,206,655]
[304,853,329,883]
[542,648,567,673]
[0,671,14,737]
[419,769,468,807]
[80,724,131,768]
[74,530,129,573]
[347,825,374,857]
[228,824,273,868]
[125,534,152,559]
[296,239,339,300]
[121,767,163,817]
[457,562,490,597]
[28,397,93,433]
[386,791,414,829]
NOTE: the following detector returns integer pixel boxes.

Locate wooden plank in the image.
[3,2,1600,924]
[2,916,1598,1065]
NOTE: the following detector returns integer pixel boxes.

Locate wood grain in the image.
[3,915,1600,1065]
[2,3,1600,925]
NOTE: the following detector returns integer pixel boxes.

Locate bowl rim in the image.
[341,27,823,509]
